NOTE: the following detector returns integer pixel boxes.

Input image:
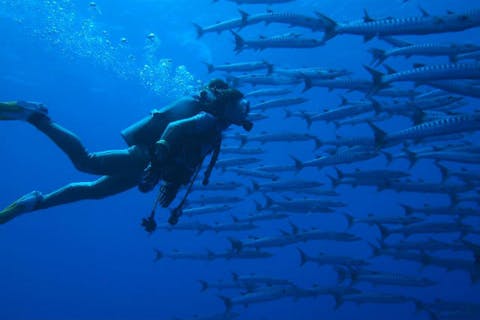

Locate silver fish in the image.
[369,42,480,66]
[319,9,480,42]
[370,113,480,148]
[240,10,331,31]
[204,60,272,73]
[232,31,324,52]
[251,97,308,111]
[244,87,292,97]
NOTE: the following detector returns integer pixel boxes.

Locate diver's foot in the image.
[0,101,48,122]
[0,191,43,224]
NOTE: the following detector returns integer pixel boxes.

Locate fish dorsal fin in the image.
[339,96,349,106]
[413,63,425,69]
[446,10,455,15]
[363,9,375,22]
[418,6,430,17]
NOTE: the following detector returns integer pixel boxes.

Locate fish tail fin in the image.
[239,135,248,147]
[375,223,389,241]
[342,212,355,229]
[218,295,232,311]
[263,194,274,208]
[289,155,304,171]
[192,23,204,38]
[414,300,426,314]
[435,162,449,183]
[284,108,293,118]
[382,151,393,166]
[332,292,344,310]
[399,203,414,216]
[403,148,418,169]
[231,31,244,53]
[327,174,340,189]
[253,199,264,211]
[335,266,348,284]
[364,65,386,96]
[368,48,386,66]
[227,237,243,252]
[203,61,214,73]
[264,60,274,74]
[334,167,344,179]
[296,247,309,266]
[315,12,338,42]
[198,280,208,292]
[231,272,239,282]
[368,241,381,257]
[367,121,387,148]
[153,249,163,262]
[448,192,459,208]
[301,112,313,128]
[313,137,322,150]
[370,98,382,115]
[302,76,313,92]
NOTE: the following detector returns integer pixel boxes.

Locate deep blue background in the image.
[0,1,479,319]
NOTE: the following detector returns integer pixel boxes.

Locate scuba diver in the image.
[0,79,252,230]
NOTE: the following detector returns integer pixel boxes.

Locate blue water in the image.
[0,1,479,319]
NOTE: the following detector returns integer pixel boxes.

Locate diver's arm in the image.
[159,112,219,151]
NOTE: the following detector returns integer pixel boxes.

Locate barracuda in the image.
[305,100,380,125]
[369,42,480,66]
[427,80,480,98]
[204,60,272,73]
[366,62,480,91]
[244,87,292,97]
[240,10,330,31]
[369,113,480,147]
[318,9,480,42]
[251,97,308,111]
[343,212,423,228]
[229,73,302,86]
[193,17,244,38]
[232,31,324,52]
[293,145,378,170]
[273,67,351,79]
[303,77,373,93]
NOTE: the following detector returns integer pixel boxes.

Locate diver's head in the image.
[202,79,253,131]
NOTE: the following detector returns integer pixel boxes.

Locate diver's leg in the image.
[36,175,139,209]
[28,109,150,176]
[0,175,139,224]
[0,100,149,176]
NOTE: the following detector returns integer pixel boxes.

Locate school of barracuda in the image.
[157,1,480,319]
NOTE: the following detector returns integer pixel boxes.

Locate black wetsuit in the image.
[27,96,226,211]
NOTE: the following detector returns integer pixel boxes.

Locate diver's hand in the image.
[138,163,161,193]
[158,183,180,208]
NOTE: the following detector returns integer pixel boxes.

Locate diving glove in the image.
[138,140,170,193]
[158,182,180,208]
[138,163,162,193]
